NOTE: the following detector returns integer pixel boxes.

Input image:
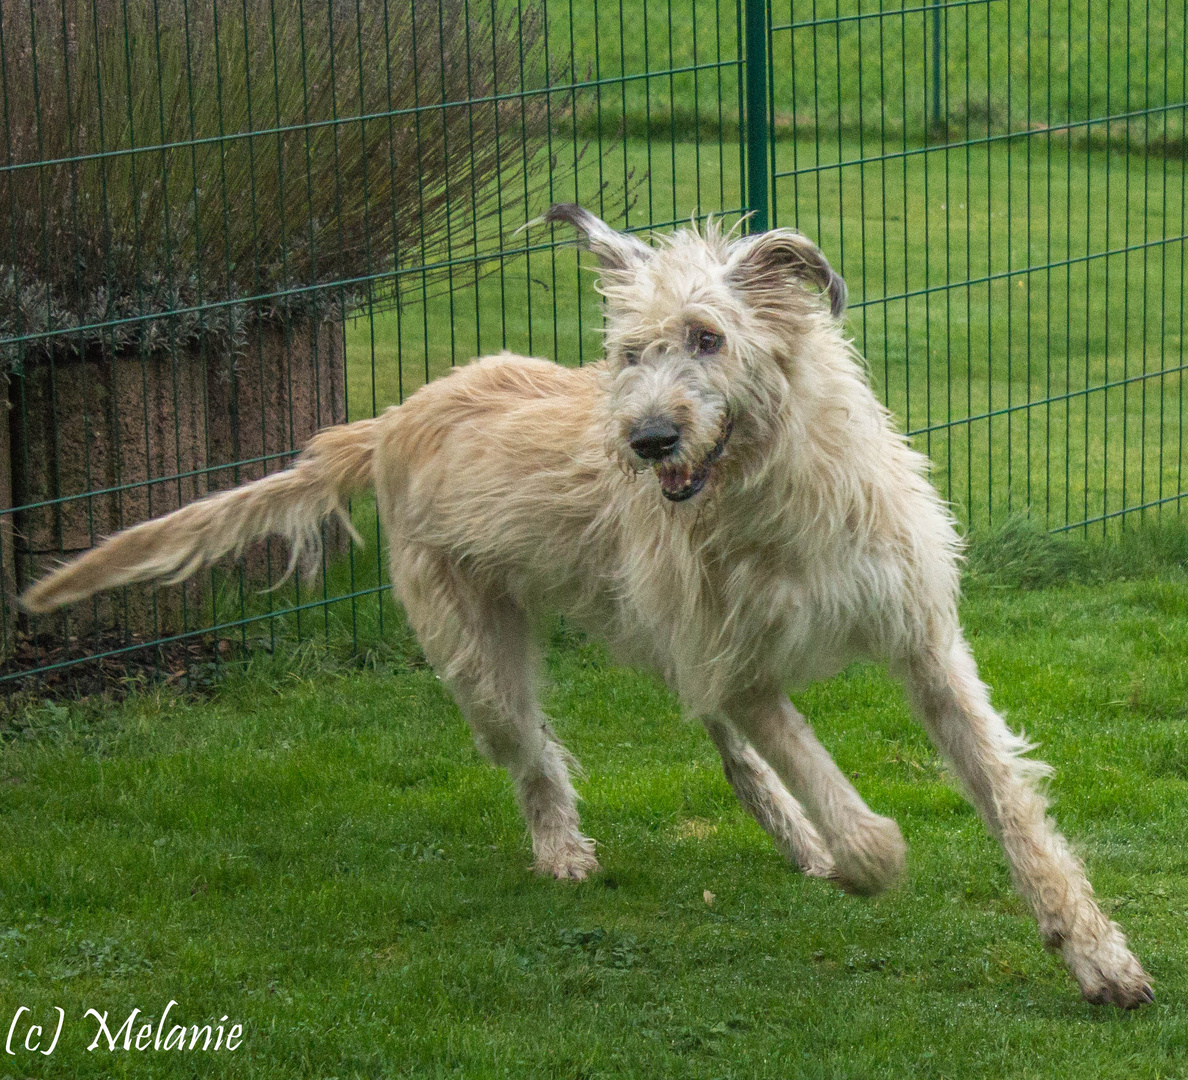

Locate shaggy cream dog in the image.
[21,205,1152,1007]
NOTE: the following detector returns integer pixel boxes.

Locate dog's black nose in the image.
[629,420,680,461]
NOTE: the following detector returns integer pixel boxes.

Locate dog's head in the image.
[543,204,847,503]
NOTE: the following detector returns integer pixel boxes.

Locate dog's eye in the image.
[621,347,640,366]
[694,329,724,356]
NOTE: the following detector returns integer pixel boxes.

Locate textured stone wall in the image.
[5,319,347,643]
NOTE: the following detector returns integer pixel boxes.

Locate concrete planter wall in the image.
[3,319,347,643]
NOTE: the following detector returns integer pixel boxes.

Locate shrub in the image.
[0,0,563,363]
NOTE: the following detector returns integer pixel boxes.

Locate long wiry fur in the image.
[20,420,377,613]
[21,210,1152,1008]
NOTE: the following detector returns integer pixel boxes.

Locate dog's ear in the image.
[729,228,848,319]
[540,204,653,271]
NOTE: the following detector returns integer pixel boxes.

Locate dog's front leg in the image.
[901,633,1153,1008]
[724,694,907,895]
[703,719,835,879]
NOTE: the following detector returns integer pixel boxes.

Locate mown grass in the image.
[5,527,1188,1077]
[556,0,1186,148]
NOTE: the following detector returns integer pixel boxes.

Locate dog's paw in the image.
[769,815,836,880]
[1063,923,1154,1009]
[798,855,838,881]
[828,813,907,897]
[770,829,836,880]
[533,835,600,881]
[783,837,836,881]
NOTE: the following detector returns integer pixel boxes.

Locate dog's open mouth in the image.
[655,417,734,502]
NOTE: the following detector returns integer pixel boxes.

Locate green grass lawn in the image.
[547,0,1185,148]
[6,535,1188,1078]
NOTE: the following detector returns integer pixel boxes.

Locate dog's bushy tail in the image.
[19,418,381,614]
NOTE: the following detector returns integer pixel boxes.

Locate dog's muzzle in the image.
[653,416,734,502]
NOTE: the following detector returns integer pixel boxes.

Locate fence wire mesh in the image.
[768,0,1187,537]
[0,0,1183,690]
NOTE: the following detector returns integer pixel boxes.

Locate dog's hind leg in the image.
[394,549,599,881]
[901,633,1152,1008]
[703,719,835,879]
[725,693,907,896]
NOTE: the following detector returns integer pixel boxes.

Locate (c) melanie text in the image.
[5,1001,243,1056]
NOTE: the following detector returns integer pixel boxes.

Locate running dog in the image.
[20,205,1153,1007]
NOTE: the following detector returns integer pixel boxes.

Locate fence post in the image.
[743,0,769,232]
[930,0,944,134]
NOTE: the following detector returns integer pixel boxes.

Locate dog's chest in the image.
[723,543,867,673]
[616,531,870,688]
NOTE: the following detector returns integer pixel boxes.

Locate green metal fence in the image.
[0,0,1184,690]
